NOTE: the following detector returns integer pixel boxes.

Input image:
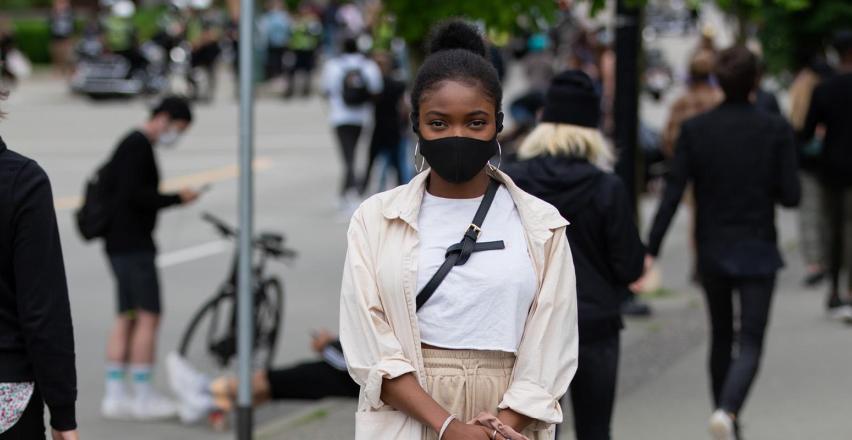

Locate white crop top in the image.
[415,186,538,353]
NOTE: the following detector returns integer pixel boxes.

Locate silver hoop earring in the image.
[489,141,503,170]
[414,141,426,173]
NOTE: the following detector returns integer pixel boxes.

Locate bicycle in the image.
[178,212,296,373]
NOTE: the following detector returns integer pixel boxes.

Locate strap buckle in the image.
[466,223,482,239]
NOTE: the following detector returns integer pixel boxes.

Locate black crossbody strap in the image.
[416,179,503,311]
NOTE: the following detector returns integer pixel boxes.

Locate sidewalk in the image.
[258,201,852,440]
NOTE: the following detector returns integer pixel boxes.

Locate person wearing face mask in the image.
[339,20,578,440]
[99,96,201,421]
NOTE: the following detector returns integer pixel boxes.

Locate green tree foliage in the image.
[381,0,558,49]
[757,0,852,73]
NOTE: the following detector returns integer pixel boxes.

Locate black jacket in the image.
[801,72,852,188]
[648,101,800,276]
[506,156,645,343]
[0,137,77,430]
[103,130,182,254]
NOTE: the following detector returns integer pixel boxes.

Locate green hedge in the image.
[10,6,167,65]
[12,18,52,64]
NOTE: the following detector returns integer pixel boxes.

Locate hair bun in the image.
[427,20,486,58]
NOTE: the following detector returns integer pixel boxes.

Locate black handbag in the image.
[415,178,506,311]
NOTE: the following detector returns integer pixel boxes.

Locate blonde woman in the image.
[340,21,578,440]
[506,70,646,440]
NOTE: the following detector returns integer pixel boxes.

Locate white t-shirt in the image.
[320,53,383,127]
[416,186,537,353]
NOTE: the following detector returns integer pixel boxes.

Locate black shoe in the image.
[622,297,653,317]
[802,270,826,287]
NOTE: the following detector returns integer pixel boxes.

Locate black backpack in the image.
[341,67,370,106]
[75,162,113,241]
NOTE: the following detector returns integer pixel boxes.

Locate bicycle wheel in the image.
[253,277,284,369]
[179,288,237,375]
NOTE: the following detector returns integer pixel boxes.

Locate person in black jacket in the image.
[800,31,852,320]
[646,46,800,440]
[505,70,645,440]
[100,96,201,421]
[0,95,78,439]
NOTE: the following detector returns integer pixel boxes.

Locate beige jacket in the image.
[339,167,579,440]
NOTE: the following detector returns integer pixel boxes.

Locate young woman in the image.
[505,70,646,440]
[339,21,578,440]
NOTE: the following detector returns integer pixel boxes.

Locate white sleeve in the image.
[365,60,383,94]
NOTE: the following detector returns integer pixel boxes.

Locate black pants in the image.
[266,361,358,400]
[0,388,45,440]
[562,334,619,440]
[284,49,315,97]
[265,46,286,80]
[335,124,362,195]
[702,274,775,415]
[361,142,402,195]
[825,186,851,301]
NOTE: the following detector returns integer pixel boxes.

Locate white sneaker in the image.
[132,390,178,421]
[709,410,736,440]
[829,304,852,321]
[101,394,133,420]
[166,352,214,424]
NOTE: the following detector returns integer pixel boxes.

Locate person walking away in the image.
[505,70,645,440]
[646,46,800,440]
[99,96,202,421]
[660,49,723,285]
[284,6,322,98]
[0,92,78,439]
[48,0,75,77]
[259,0,291,82]
[789,56,833,287]
[321,37,382,213]
[800,31,852,321]
[661,49,721,158]
[360,51,406,195]
[339,20,577,440]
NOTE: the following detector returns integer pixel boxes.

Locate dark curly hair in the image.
[410,20,503,128]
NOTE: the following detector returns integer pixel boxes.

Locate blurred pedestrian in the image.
[0,92,79,440]
[506,70,646,440]
[339,20,577,440]
[661,49,722,284]
[320,36,382,213]
[259,0,291,81]
[99,97,202,421]
[789,56,833,287]
[359,51,406,195]
[283,5,322,98]
[103,0,150,77]
[662,49,721,158]
[647,46,800,440]
[800,30,852,320]
[753,60,781,115]
[48,0,76,78]
[166,329,357,424]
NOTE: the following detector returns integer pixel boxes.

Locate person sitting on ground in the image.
[166,329,358,424]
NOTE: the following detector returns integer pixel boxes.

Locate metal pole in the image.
[614,0,642,215]
[236,0,255,437]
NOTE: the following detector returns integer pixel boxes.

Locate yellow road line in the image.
[55,157,274,211]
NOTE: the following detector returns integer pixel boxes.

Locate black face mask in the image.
[418,135,498,183]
